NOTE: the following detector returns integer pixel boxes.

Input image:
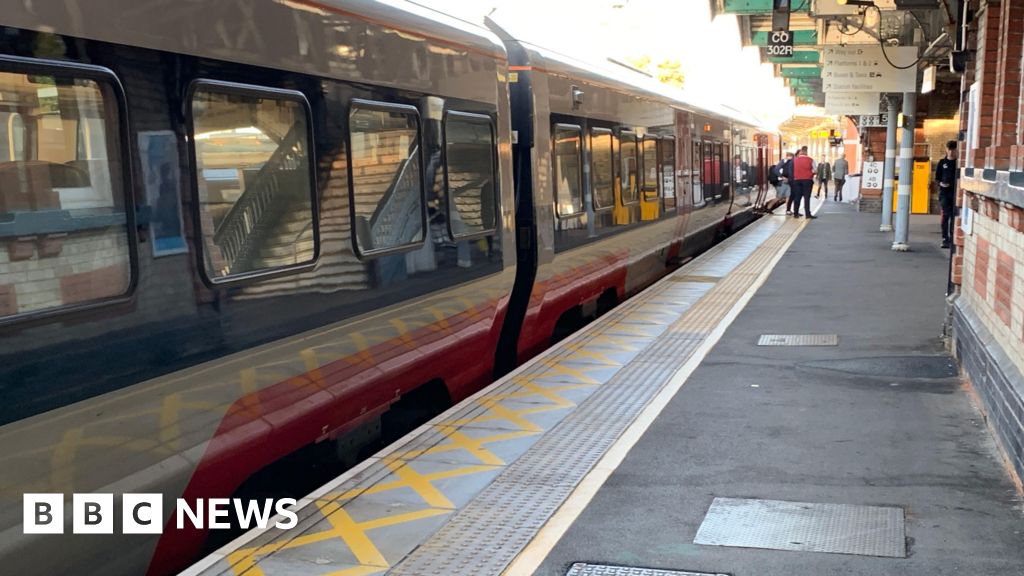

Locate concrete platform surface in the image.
[534,203,1024,576]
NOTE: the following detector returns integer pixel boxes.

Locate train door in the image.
[691,140,703,206]
[639,134,659,221]
[660,136,676,213]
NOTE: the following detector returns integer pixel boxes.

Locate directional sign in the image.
[825,92,880,115]
[767,30,794,58]
[822,45,918,92]
[858,114,890,127]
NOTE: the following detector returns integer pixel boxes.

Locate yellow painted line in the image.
[317,504,389,567]
[388,319,419,350]
[387,460,456,509]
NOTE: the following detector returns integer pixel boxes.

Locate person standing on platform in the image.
[814,158,832,199]
[832,154,849,202]
[781,151,796,215]
[936,140,958,248]
[792,146,815,219]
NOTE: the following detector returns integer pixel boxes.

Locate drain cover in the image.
[567,564,727,576]
[693,497,905,558]
[757,334,838,346]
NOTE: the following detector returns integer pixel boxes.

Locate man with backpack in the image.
[780,151,795,215]
[768,156,788,213]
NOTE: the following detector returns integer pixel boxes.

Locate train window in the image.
[189,81,317,283]
[0,59,134,321]
[444,111,496,238]
[619,130,638,204]
[660,137,676,209]
[590,128,614,210]
[349,100,425,257]
[641,136,658,200]
[553,123,583,216]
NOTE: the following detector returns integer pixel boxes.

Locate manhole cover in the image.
[693,497,905,558]
[757,334,839,346]
[567,564,728,576]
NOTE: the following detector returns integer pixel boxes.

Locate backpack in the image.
[768,164,780,185]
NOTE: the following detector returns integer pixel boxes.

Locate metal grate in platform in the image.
[566,563,728,576]
[757,334,839,346]
[693,497,906,558]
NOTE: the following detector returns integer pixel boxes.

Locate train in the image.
[0,1,779,575]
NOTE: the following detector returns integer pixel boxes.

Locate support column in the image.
[880,96,898,231]
[893,90,916,251]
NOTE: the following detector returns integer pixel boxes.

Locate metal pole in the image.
[880,96,898,231]
[893,90,916,251]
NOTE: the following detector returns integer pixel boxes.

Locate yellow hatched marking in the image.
[426,307,452,332]
[456,297,481,321]
[299,349,328,390]
[158,393,218,450]
[388,319,418,350]
[534,361,601,385]
[236,368,263,418]
[50,428,168,492]
[579,334,647,351]
[322,462,496,501]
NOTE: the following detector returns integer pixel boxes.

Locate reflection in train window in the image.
[590,128,614,210]
[444,112,496,238]
[619,130,638,204]
[191,83,316,281]
[641,136,658,199]
[553,123,583,216]
[349,101,425,256]
[0,66,131,318]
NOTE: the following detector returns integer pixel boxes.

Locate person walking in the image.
[936,140,958,248]
[791,146,815,219]
[814,158,832,199]
[832,154,849,202]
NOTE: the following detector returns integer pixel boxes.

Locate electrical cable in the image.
[870,5,926,70]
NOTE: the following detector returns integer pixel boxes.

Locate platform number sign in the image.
[767,30,794,58]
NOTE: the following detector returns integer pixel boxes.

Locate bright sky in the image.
[418,0,797,129]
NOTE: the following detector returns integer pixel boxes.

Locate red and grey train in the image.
[0,1,777,575]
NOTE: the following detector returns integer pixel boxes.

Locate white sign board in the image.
[825,92,880,115]
[823,45,918,92]
[815,0,859,16]
[859,114,890,127]
[862,161,883,189]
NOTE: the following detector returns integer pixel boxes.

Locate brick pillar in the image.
[976,0,1001,168]
[989,0,1024,170]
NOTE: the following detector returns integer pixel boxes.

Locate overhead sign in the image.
[823,45,918,92]
[859,114,890,127]
[825,92,880,115]
[767,30,794,58]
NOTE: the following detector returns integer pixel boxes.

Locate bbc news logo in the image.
[24,494,298,534]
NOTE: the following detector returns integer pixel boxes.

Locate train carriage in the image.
[0,2,776,576]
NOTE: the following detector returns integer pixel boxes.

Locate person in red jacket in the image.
[791,146,816,219]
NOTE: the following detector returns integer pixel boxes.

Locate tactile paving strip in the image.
[566,563,729,576]
[756,334,839,346]
[693,498,906,558]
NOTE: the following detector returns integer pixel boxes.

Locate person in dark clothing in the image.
[782,151,796,215]
[936,140,958,248]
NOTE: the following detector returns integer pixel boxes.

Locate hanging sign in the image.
[858,114,890,127]
[767,30,794,58]
[823,45,918,92]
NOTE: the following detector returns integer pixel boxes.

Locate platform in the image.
[182,200,1024,576]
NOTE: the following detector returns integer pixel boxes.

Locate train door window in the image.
[641,136,658,200]
[590,127,614,210]
[349,100,425,257]
[444,111,496,238]
[701,140,716,200]
[553,123,583,216]
[691,140,702,204]
[619,130,638,204]
[189,81,317,282]
[660,136,676,211]
[0,59,134,322]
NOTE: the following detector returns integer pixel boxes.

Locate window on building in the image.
[349,101,425,257]
[620,130,638,204]
[590,128,614,210]
[0,63,132,320]
[190,82,317,281]
[553,123,583,216]
[444,112,497,238]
